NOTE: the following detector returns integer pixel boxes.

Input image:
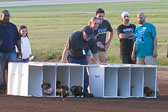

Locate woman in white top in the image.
[18,25,31,62]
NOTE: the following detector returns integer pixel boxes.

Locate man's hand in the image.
[105,43,110,51]
[96,42,104,49]
[153,50,157,57]
[131,53,135,62]
[17,52,22,59]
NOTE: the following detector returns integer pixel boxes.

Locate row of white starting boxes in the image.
[8,62,159,98]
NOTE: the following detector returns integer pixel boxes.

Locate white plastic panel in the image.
[131,68,144,97]
[56,66,69,86]
[8,63,29,96]
[28,66,43,96]
[89,66,105,97]
[104,67,118,97]
[43,66,56,96]
[144,68,157,98]
[70,66,84,93]
[118,68,131,97]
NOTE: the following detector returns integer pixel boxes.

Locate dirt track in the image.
[0,68,168,112]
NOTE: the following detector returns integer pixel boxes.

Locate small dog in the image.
[144,87,154,97]
[41,82,52,96]
[59,85,69,101]
[56,81,61,95]
[70,85,83,98]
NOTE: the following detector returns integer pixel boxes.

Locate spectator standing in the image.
[17,25,31,62]
[0,10,22,93]
[95,8,113,63]
[131,12,157,65]
[87,16,100,64]
[117,11,136,64]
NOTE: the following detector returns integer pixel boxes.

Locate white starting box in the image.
[88,64,158,98]
[8,62,158,98]
[7,62,84,97]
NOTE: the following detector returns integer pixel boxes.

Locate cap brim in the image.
[86,34,94,38]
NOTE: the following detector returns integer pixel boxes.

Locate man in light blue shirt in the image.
[131,12,157,65]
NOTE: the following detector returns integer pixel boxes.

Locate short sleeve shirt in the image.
[0,22,20,52]
[133,22,157,57]
[96,19,113,51]
[117,24,136,55]
[68,31,98,59]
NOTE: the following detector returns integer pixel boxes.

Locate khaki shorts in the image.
[98,51,106,63]
[136,56,157,65]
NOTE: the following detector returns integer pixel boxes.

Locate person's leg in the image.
[78,57,89,94]
[136,57,145,64]
[121,55,129,64]
[145,56,157,65]
[128,55,136,64]
[87,50,93,64]
[98,51,106,63]
[67,56,90,95]
[0,53,7,91]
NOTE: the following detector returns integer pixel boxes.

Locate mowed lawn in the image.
[0,0,168,65]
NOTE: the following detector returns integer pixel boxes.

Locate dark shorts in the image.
[121,55,135,64]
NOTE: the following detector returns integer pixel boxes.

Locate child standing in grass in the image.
[17,25,31,62]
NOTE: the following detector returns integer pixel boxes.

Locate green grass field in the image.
[0,0,168,65]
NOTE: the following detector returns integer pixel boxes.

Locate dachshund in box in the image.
[70,85,83,98]
[41,82,52,96]
[56,81,69,101]
[59,85,69,101]
[144,86,154,97]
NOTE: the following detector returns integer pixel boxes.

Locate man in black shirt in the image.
[61,26,100,96]
[96,8,113,63]
[117,11,136,64]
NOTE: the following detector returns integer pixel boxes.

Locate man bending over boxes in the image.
[61,26,101,97]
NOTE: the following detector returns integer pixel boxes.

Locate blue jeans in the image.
[67,56,89,93]
[0,51,17,90]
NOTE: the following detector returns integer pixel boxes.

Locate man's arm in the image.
[15,40,22,58]
[61,40,69,62]
[118,33,134,40]
[92,53,101,64]
[131,41,136,61]
[105,31,113,50]
[153,37,157,57]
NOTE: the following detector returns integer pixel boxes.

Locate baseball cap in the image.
[121,11,129,17]
[83,26,94,38]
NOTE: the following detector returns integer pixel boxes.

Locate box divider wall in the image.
[130,67,144,97]
[104,67,118,97]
